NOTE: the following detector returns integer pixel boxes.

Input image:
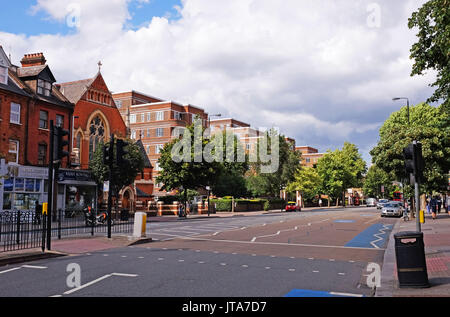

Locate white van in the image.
[366,198,377,207]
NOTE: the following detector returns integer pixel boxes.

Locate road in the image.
[0,207,398,297]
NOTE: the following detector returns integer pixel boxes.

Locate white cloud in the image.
[0,0,434,162]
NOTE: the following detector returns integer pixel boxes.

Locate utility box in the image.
[133,212,147,238]
[394,231,429,288]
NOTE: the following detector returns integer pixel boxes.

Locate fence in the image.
[0,210,43,253]
[0,209,134,253]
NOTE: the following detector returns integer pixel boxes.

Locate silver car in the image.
[377,199,390,209]
[366,198,377,207]
[381,202,404,217]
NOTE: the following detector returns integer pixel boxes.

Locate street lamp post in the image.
[393,97,421,232]
[206,186,211,216]
[392,97,410,125]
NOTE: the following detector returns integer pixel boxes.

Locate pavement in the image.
[376,210,450,297]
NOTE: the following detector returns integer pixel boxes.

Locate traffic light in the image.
[403,142,425,181]
[54,126,70,161]
[116,139,129,166]
[403,143,415,175]
[103,142,112,166]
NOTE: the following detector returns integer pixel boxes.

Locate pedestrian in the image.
[319,198,322,208]
[437,196,442,214]
[430,196,437,220]
[426,196,431,214]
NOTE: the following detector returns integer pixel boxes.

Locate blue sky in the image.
[0,0,182,36]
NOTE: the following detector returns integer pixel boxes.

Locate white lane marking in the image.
[0,265,48,275]
[220,263,227,266]
[313,271,320,273]
[63,273,137,295]
[330,292,363,297]
[370,224,392,249]
[21,265,48,269]
[198,261,205,264]
[289,269,296,272]
[175,235,385,251]
[251,226,299,242]
[265,267,271,270]
[338,273,346,276]
[242,265,249,268]
[0,267,21,274]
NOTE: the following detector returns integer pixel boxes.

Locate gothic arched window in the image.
[89,116,106,160]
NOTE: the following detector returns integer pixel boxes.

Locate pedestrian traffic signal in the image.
[116,139,129,166]
[403,142,425,181]
[403,143,415,175]
[103,143,112,166]
[54,126,70,161]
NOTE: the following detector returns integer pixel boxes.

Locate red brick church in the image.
[57,68,153,212]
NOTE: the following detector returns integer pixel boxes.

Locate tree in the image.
[89,139,145,206]
[211,131,249,197]
[286,167,321,203]
[317,142,367,206]
[246,130,301,197]
[408,0,450,111]
[363,164,394,199]
[156,120,221,210]
[370,103,450,193]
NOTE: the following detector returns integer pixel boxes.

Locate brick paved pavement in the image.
[376,212,450,297]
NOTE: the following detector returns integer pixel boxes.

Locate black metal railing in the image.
[0,209,134,253]
[0,210,43,253]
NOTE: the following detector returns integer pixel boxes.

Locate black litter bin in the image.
[394,231,429,288]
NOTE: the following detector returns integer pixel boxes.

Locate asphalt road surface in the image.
[0,207,397,297]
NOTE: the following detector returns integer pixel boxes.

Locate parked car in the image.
[285,202,300,212]
[366,198,377,207]
[381,202,404,217]
[377,199,390,209]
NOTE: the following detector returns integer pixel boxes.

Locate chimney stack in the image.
[20,53,46,67]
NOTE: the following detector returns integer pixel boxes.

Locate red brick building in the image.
[112,91,208,197]
[0,48,74,211]
[58,73,153,211]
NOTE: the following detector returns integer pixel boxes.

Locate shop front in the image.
[1,161,48,211]
[57,169,98,215]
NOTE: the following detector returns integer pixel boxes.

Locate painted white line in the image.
[265,267,271,270]
[220,263,227,266]
[330,292,363,297]
[251,226,299,242]
[50,295,62,297]
[63,273,137,295]
[138,257,144,259]
[338,273,346,276]
[313,271,320,273]
[308,258,315,260]
[198,261,205,264]
[175,235,385,251]
[289,269,296,272]
[178,260,185,262]
[329,259,335,262]
[158,258,164,261]
[0,267,21,274]
[370,224,391,249]
[21,265,48,269]
[242,265,249,268]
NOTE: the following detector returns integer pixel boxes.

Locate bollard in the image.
[133,212,147,238]
[419,210,425,224]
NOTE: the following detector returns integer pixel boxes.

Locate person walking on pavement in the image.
[430,196,437,220]
[437,196,442,214]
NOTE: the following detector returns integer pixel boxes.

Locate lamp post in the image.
[393,97,421,232]
[392,97,410,125]
[206,186,211,216]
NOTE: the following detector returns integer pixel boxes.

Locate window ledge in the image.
[10,122,22,126]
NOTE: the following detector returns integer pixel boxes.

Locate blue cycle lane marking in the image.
[345,223,393,249]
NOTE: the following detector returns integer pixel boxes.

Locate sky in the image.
[0,0,437,165]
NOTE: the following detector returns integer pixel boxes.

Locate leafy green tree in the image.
[211,131,249,197]
[246,130,301,197]
[317,142,367,206]
[408,0,450,111]
[156,120,221,209]
[286,167,321,202]
[370,103,450,193]
[363,164,394,199]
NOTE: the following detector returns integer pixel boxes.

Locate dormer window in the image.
[37,79,52,96]
[0,66,7,85]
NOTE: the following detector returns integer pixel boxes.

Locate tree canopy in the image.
[370,103,449,193]
[408,0,450,111]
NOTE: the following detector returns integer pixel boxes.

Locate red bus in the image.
[393,191,403,202]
